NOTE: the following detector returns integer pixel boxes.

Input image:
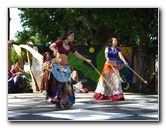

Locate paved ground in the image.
[8,91,159,121]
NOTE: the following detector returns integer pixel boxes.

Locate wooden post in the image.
[8,41,12,70]
[13,44,24,69]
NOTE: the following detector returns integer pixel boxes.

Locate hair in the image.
[71,67,79,82]
[71,67,76,71]
[43,52,51,63]
[62,30,74,40]
[15,62,20,66]
[107,37,117,46]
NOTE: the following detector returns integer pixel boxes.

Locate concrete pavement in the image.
[8,91,159,121]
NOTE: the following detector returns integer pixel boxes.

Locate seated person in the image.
[10,62,26,91]
[71,68,88,93]
[8,70,15,93]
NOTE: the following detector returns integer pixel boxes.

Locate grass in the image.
[24,71,32,81]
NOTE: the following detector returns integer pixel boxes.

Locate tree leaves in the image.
[15,8,158,48]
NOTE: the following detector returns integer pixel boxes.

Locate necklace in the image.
[64,41,69,46]
[111,47,116,54]
[63,41,70,50]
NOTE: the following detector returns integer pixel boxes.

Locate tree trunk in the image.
[136,30,148,93]
[8,8,10,40]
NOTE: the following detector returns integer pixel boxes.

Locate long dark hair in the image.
[62,29,74,40]
[43,52,51,63]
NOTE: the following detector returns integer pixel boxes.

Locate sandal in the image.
[55,104,61,108]
[50,100,55,104]
[60,102,65,109]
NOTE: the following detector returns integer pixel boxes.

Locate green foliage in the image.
[11,8,158,87]
[24,71,31,81]
[21,49,28,62]
[13,8,158,48]
[68,52,84,66]
[11,48,18,64]
[68,46,106,90]
[14,8,158,48]
[96,46,105,72]
[23,72,33,93]
[11,47,28,64]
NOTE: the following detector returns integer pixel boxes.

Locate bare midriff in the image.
[55,52,69,66]
[106,60,117,66]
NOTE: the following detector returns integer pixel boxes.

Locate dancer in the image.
[39,52,51,92]
[48,30,91,108]
[93,37,128,101]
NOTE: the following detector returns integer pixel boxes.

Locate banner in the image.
[31,46,43,90]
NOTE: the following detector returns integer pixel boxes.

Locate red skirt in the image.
[93,63,124,101]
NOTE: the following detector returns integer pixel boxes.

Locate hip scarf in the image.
[47,64,75,108]
[50,64,71,83]
[93,63,124,101]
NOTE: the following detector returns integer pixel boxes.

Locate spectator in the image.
[71,68,88,93]
[10,62,26,92]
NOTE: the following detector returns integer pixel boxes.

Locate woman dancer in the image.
[48,30,91,108]
[93,37,128,101]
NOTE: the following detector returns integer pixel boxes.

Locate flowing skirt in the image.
[93,63,124,101]
[40,69,50,92]
[47,64,75,108]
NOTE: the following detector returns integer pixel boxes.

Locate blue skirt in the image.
[48,64,75,108]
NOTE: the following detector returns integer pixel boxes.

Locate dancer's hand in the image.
[124,62,128,67]
[85,59,91,64]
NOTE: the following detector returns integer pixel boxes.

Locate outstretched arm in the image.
[118,52,128,66]
[73,51,91,64]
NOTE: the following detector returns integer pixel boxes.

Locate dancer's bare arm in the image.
[73,51,91,63]
[49,43,57,56]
